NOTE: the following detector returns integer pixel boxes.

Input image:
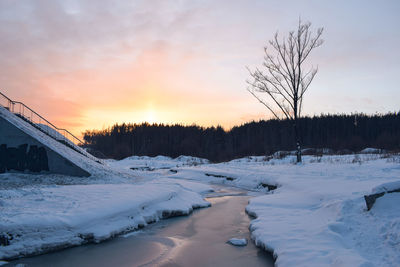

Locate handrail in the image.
[13,101,83,145]
[0,91,84,146]
[0,91,12,102]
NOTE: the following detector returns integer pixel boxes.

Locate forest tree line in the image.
[82,113,400,162]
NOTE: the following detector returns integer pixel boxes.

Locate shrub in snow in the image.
[336,149,353,155]
[352,155,362,164]
[273,151,291,159]
[301,148,317,155]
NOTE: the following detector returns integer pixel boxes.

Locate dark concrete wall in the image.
[0,144,49,173]
[0,116,90,177]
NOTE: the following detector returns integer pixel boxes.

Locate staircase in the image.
[0,91,101,163]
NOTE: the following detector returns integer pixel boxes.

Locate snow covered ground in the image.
[1,153,400,266]
[107,153,400,266]
[0,168,212,260]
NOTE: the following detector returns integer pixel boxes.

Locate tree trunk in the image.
[293,96,302,163]
[293,120,302,163]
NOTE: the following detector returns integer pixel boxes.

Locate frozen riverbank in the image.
[0,179,211,260]
[7,186,274,267]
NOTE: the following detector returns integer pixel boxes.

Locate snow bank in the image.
[109,155,209,171]
[243,159,400,266]
[0,181,211,260]
[159,154,400,266]
[371,180,400,194]
[360,147,384,154]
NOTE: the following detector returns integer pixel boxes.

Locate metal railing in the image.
[0,91,84,147]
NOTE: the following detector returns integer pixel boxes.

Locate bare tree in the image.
[247,20,323,163]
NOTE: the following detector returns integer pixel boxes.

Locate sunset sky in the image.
[1,0,399,137]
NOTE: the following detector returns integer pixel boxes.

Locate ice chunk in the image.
[227,238,247,246]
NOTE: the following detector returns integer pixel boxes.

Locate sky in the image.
[1,0,399,137]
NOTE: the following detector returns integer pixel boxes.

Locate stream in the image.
[8,186,275,267]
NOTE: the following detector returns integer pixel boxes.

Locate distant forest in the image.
[82,113,400,162]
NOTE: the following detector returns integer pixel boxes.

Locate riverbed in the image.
[7,186,274,267]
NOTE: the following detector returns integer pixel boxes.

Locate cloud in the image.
[1,0,399,136]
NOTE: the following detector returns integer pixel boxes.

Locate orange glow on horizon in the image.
[6,43,271,140]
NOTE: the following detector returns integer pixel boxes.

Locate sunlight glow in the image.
[145,109,157,124]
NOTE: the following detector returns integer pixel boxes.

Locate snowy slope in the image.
[35,123,80,151]
[35,123,70,144]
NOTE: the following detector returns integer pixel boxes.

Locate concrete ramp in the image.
[0,92,124,178]
[0,107,93,176]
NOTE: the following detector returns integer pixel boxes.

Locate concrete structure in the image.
[0,110,90,177]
